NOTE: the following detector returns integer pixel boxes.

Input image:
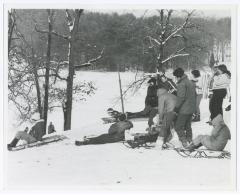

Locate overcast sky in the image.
[89,9,231,18]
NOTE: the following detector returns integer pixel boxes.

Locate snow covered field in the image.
[6,71,235,190]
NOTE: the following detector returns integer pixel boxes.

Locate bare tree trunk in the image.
[43,9,53,132]
[8,10,16,55]
[64,9,83,131]
[31,49,43,119]
[221,41,225,62]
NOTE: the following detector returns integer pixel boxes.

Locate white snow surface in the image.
[6,71,234,190]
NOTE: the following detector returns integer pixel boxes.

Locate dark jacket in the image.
[145,85,158,107]
[29,120,46,141]
[175,75,196,114]
[108,120,133,139]
[48,124,56,134]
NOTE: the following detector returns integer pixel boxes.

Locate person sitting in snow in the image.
[7,113,45,150]
[186,114,231,151]
[48,122,56,134]
[75,114,133,146]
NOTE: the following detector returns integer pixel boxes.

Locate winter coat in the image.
[108,120,133,139]
[29,119,46,141]
[48,124,56,134]
[175,75,196,114]
[157,89,177,121]
[212,73,230,90]
[145,85,158,107]
[193,114,231,151]
[209,114,231,149]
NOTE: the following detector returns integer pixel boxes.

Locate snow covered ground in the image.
[6,71,235,190]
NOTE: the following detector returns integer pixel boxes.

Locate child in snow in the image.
[186,114,231,151]
[7,113,45,150]
[75,114,133,145]
[48,122,56,134]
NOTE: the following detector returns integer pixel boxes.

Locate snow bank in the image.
[6,71,234,190]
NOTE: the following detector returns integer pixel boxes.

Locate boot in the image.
[186,142,202,152]
[7,138,19,150]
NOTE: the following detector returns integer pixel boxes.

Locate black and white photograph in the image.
[1,1,239,192]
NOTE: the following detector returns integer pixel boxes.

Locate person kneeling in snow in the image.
[7,114,45,150]
[186,114,231,151]
[75,114,133,146]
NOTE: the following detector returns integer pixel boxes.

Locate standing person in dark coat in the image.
[75,114,133,145]
[173,68,196,148]
[208,64,231,122]
[127,78,158,119]
[7,114,45,150]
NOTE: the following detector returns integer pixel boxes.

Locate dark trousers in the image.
[127,105,153,118]
[85,134,123,145]
[209,89,227,120]
[175,114,193,143]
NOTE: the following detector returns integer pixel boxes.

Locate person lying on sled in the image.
[75,114,133,145]
[7,113,45,150]
[186,114,231,151]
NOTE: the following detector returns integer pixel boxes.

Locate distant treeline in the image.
[14,10,230,72]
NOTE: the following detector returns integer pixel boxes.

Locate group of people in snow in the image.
[8,64,231,152]
[156,65,231,151]
[75,64,231,151]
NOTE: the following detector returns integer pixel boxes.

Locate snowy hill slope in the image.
[6,71,234,190]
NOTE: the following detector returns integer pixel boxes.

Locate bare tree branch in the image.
[163,10,195,45]
[74,48,104,68]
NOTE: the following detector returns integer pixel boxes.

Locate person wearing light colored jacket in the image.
[187,114,231,151]
[157,87,177,149]
[209,64,231,121]
[191,70,203,122]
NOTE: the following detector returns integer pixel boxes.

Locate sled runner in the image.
[174,148,231,159]
[8,135,67,151]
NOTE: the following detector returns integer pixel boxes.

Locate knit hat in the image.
[148,77,156,84]
[173,68,184,78]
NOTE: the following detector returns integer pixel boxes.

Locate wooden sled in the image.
[9,134,67,151]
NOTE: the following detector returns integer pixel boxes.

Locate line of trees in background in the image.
[8,9,231,130]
